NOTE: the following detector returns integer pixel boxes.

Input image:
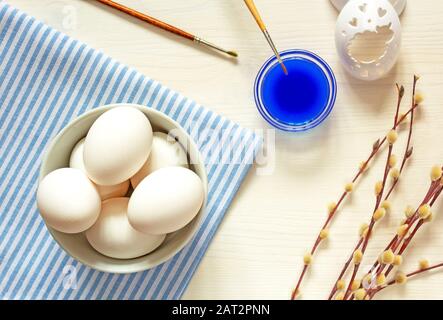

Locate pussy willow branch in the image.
[343,143,394,300]
[347,78,419,299]
[366,184,433,275]
[330,77,420,300]
[385,185,443,275]
[379,179,441,274]
[329,84,406,300]
[366,183,443,299]
[385,77,418,199]
[365,180,439,280]
[292,78,421,300]
[375,76,419,259]
[291,159,371,298]
[327,238,364,300]
[371,262,443,296]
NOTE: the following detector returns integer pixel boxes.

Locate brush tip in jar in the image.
[280,62,288,75]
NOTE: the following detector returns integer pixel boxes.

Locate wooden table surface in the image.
[7,0,443,300]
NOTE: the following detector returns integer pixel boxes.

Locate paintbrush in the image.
[95,0,238,58]
[243,0,287,75]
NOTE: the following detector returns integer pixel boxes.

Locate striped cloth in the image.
[0,2,262,300]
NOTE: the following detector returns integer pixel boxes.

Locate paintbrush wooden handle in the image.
[244,0,266,31]
[96,0,195,41]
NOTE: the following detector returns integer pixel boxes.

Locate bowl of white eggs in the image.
[38,104,207,273]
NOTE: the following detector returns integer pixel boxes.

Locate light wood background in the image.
[7,0,443,300]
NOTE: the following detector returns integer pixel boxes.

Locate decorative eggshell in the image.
[130,132,189,188]
[128,167,204,235]
[330,0,407,16]
[37,168,101,234]
[335,0,402,81]
[86,198,165,259]
[69,138,129,200]
[83,106,153,186]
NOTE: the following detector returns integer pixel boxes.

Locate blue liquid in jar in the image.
[261,58,330,126]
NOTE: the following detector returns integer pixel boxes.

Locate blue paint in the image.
[254,49,337,132]
[262,58,330,126]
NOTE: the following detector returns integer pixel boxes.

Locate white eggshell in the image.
[83,106,153,186]
[95,182,130,201]
[69,138,88,172]
[335,0,402,81]
[70,138,129,200]
[86,198,165,259]
[37,168,101,234]
[131,132,189,188]
[330,0,407,16]
[128,167,204,235]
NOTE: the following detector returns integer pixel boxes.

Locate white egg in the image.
[37,168,101,234]
[70,138,129,200]
[131,132,189,188]
[84,106,153,186]
[86,198,165,259]
[95,182,130,201]
[335,0,402,81]
[128,167,204,235]
[69,138,88,172]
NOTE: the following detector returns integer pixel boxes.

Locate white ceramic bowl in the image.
[39,104,207,273]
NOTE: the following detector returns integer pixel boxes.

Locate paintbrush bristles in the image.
[280,62,288,75]
[194,37,238,58]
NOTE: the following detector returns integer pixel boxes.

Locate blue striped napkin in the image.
[0,2,262,300]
